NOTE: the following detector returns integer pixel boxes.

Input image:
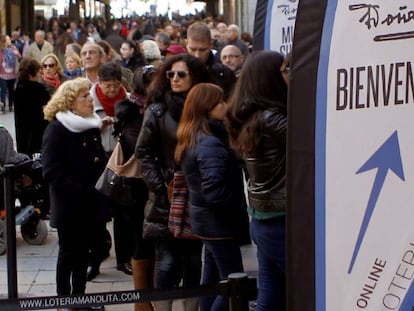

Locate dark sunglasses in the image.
[166,70,188,79]
[43,63,56,68]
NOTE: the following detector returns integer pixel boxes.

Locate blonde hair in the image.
[43,78,91,121]
[41,53,65,77]
[65,53,81,67]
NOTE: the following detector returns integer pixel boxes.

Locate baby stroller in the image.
[0,157,48,255]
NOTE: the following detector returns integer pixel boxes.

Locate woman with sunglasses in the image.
[39,53,68,96]
[135,54,210,311]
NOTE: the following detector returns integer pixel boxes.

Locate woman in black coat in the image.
[113,99,154,310]
[135,54,211,311]
[14,57,50,156]
[41,78,108,298]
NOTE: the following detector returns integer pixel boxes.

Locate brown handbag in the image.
[95,142,141,205]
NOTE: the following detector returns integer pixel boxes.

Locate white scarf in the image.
[56,111,102,133]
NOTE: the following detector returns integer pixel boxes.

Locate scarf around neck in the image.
[56,110,102,133]
[42,73,61,89]
[164,91,186,123]
[96,83,127,117]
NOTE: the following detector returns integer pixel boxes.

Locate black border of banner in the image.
[287,1,327,311]
[252,0,268,51]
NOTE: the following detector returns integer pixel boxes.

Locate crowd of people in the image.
[0,12,290,311]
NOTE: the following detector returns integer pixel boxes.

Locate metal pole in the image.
[228,272,258,311]
[4,164,18,299]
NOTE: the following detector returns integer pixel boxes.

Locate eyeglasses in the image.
[166,70,189,79]
[43,63,56,68]
[221,54,241,60]
[101,82,122,89]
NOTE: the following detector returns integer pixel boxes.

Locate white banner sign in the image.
[316,1,414,310]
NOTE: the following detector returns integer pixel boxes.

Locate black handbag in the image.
[95,142,140,206]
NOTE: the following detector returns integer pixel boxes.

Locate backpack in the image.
[2,48,16,73]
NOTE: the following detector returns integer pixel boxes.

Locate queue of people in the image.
[0,14,290,311]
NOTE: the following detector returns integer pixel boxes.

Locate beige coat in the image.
[28,41,54,63]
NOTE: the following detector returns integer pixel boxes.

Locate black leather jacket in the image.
[135,92,186,239]
[244,109,287,213]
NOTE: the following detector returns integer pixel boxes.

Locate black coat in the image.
[244,108,287,213]
[135,92,186,239]
[41,120,108,228]
[14,80,50,155]
[206,52,236,100]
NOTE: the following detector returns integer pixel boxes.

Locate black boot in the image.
[86,265,100,281]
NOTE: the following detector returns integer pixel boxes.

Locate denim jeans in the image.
[200,239,244,311]
[250,216,286,311]
[0,78,15,108]
[155,239,203,288]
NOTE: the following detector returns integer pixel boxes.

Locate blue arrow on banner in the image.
[348,131,405,274]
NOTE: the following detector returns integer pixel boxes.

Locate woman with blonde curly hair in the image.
[39,53,68,96]
[42,78,108,305]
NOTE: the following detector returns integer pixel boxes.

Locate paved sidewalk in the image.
[0,220,258,311]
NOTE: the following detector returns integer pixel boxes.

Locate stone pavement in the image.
[0,220,258,311]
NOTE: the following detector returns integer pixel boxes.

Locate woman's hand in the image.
[101,116,114,127]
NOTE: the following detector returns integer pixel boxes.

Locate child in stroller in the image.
[0,124,48,255]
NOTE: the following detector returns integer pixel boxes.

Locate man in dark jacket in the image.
[186,21,236,100]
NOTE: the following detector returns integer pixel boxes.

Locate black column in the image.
[21,0,35,35]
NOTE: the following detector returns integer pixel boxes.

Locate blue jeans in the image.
[200,239,244,311]
[251,216,286,311]
[0,78,15,108]
[155,239,202,288]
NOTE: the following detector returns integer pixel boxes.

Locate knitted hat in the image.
[141,39,161,61]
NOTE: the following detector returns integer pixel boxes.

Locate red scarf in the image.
[96,84,127,116]
[42,74,61,89]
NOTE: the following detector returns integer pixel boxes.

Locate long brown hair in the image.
[226,50,287,155]
[175,83,223,163]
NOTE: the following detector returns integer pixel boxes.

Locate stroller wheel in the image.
[21,217,48,245]
[0,219,6,255]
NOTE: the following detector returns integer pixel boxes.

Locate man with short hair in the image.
[155,31,171,55]
[186,21,236,99]
[11,31,24,55]
[220,44,245,78]
[221,24,249,58]
[80,42,113,285]
[80,42,104,85]
[28,30,54,63]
